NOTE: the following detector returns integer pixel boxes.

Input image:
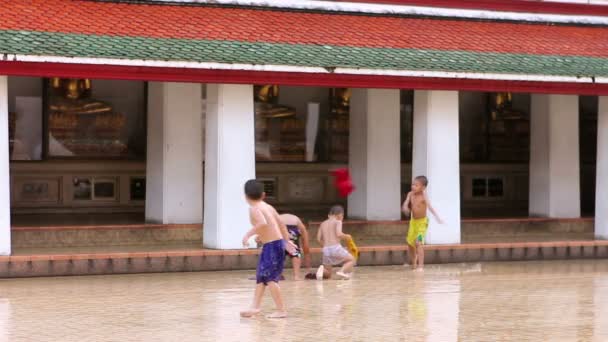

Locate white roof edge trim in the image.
[6,54,607,84]
[145,0,608,25]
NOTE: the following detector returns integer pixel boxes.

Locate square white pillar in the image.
[412,90,461,244]
[0,77,10,255]
[145,82,203,224]
[348,88,401,220]
[530,94,580,218]
[204,84,255,249]
[596,96,608,239]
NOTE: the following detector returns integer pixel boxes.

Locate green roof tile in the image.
[0,29,607,78]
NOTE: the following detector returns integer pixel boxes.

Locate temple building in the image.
[0,0,607,254]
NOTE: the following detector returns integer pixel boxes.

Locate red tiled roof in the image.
[2,0,608,58]
[1,0,608,94]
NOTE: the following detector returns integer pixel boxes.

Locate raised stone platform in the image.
[11,217,594,249]
[2,240,607,278]
[309,217,594,245]
[12,224,202,248]
[4,217,598,278]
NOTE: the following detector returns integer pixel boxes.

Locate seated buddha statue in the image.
[490,92,525,120]
[49,78,113,115]
[254,85,296,118]
[330,88,351,116]
[47,78,126,156]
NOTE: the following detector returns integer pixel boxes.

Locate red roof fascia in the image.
[338,0,608,16]
[2,61,607,96]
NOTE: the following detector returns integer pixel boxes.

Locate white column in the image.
[412,90,461,244]
[596,97,608,239]
[204,84,255,249]
[0,77,10,255]
[348,89,401,220]
[530,94,580,218]
[145,82,203,224]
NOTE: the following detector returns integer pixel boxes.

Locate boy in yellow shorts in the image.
[402,176,444,271]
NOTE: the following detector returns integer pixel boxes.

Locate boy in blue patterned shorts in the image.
[240,180,297,319]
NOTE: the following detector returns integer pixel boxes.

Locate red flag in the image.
[331,168,355,197]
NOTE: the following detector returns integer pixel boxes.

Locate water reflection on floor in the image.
[1,260,608,341]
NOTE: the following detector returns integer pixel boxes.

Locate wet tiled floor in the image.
[1,260,608,341]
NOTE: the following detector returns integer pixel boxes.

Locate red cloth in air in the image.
[331,168,355,197]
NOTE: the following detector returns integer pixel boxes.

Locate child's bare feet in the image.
[266,311,288,319]
[240,309,261,318]
[336,271,350,280]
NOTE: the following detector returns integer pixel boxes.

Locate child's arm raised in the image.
[424,192,444,224]
[402,192,412,216]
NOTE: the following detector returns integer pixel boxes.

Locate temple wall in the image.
[4,79,598,220]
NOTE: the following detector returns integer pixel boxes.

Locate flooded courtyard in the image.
[1,260,608,341]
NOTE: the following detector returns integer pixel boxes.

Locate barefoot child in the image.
[240,180,297,319]
[402,175,444,270]
[279,213,311,281]
[315,205,355,280]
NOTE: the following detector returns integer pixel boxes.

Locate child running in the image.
[402,175,444,271]
[240,179,297,319]
[279,213,311,281]
[315,205,355,280]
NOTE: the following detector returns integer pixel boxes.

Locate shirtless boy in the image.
[279,213,311,281]
[402,175,444,271]
[240,180,297,319]
[315,205,355,280]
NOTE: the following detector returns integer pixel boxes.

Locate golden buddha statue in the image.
[49,78,113,115]
[47,77,127,156]
[489,92,525,120]
[254,85,296,118]
[330,88,351,116]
